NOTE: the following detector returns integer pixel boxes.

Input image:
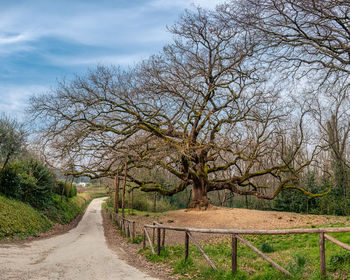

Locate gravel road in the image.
[0,198,156,280]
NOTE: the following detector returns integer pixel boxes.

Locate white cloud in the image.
[0,84,48,121]
[47,53,150,67]
[0,2,167,48]
[149,0,223,9]
[0,0,227,122]
[0,0,224,52]
[0,33,27,45]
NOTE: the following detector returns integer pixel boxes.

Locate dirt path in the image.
[0,198,156,280]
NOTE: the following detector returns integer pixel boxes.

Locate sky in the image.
[0,0,224,120]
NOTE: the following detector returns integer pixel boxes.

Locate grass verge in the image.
[0,195,52,239]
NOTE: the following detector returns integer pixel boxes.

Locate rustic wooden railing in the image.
[106,207,136,240]
[143,222,350,277]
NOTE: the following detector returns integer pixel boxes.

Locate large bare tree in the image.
[29,8,327,209]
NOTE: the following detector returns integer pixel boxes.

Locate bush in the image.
[261,242,274,253]
[52,181,65,195]
[65,182,77,198]
[43,194,82,224]
[52,181,77,198]
[0,164,21,198]
[0,158,55,208]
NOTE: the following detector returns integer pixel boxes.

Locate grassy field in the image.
[141,223,350,280]
[0,187,106,240]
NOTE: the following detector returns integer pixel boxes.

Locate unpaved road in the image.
[0,198,156,280]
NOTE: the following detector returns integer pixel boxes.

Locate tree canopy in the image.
[0,115,27,171]
[29,4,337,209]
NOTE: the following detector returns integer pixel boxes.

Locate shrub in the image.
[0,164,21,198]
[52,181,77,198]
[52,181,65,195]
[43,194,82,224]
[64,182,77,198]
[261,242,274,253]
[0,157,55,209]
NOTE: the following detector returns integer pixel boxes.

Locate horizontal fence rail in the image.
[144,224,350,235]
[143,223,350,277]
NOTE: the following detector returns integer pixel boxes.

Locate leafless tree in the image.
[225,0,350,82]
[29,8,327,209]
[301,78,350,197]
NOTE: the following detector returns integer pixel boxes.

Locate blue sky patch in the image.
[0,0,223,120]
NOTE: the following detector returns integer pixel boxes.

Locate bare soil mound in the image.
[130,207,350,245]
[162,207,350,229]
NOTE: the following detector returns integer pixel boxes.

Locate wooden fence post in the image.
[143,228,146,249]
[185,232,189,260]
[157,227,161,255]
[319,232,326,277]
[162,229,166,247]
[232,234,237,274]
[132,221,136,241]
[127,222,130,237]
[152,222,156,244]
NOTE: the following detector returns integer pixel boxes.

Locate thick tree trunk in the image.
[153,192,157,212]
[131,189,134,215]
[188,182,211,210]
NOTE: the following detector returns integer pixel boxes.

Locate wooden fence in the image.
[143,222,350,277]
[106,207,136,240]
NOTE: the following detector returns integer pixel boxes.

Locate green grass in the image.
[0,188,106,240]
[44,189,106,224]
[0,194,52,239]
[141,226,350,279]
[106,203,165,220]
[42,194,87,224]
